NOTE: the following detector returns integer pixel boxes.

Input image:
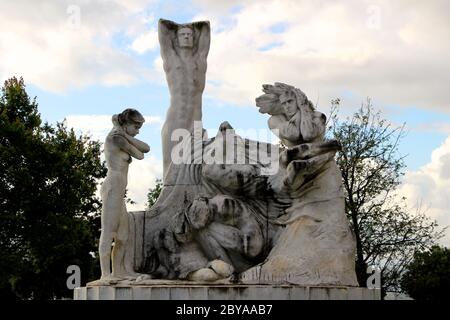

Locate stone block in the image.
[76,285,380,300]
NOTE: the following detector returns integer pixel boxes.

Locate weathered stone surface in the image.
[74,285,380,300]
[90,18,360,290]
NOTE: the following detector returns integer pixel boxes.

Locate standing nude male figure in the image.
[158,18,210,181]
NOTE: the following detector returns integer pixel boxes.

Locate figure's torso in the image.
[104,133,131,175]
[162,53,207,127]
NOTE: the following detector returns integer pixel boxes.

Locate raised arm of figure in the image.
[113,135,145,160]
[193,20,210,58]
[123,133,150,153]
[280,113,302,143]
[158,18,178,60]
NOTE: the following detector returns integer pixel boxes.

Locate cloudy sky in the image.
[1,0,449,245]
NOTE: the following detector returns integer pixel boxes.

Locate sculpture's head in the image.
[280,91,298,119]
[177,26,194,48]
[258,83,327,145]
[117,108,145,137]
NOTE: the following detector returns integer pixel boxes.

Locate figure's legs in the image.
[99,230,113,279]
[99,189,122,281]
[111,240,126,278]
[208,196,264,259]
[207,222,243,252]
[195,228,232,265]
[191,229,236,281]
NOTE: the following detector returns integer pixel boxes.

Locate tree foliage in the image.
[328,98,443,293]
[0,77,107,299]
[147,179,163,210]
[400,245,450,301]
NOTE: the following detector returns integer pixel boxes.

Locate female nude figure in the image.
[99,109,150,282]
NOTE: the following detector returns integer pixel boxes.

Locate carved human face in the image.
[123,122,142,137]
[282,97,298,119]
[177,27,193,48]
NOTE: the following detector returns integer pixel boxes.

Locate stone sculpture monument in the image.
[77,18,381,300]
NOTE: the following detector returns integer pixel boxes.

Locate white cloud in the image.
[127,155,163,211]
[0,0,158,92]
[65,115,113,141]
[398,135,450,246]
[130,30,159,54]
[415,123,450,135]
[187,0,450,113]
[143,116,164,126]
[3,0,449,114]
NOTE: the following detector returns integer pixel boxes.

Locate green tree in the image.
[0,77,107,299]
[328,99,443,294]
[146,179,163,209]
[400,245,450,301]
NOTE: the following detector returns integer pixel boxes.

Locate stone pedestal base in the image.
[74,284,380,300]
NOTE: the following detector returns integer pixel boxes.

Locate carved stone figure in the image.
[241,83,358,286]
[94,109,150,285]
[87,18,359,288]
[158,18,210,181]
